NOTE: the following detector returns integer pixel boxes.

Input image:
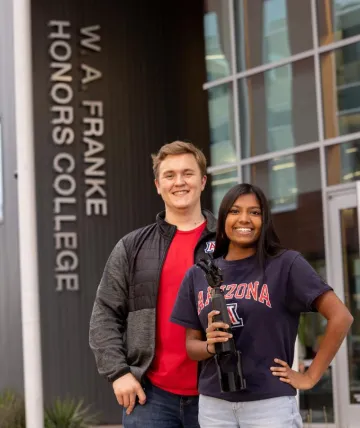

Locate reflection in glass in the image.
[321,43,360,139]
[234,0,312,71]
[326,140,360,185]
[243,150,334,422]
[243,151,319,214]
[238,58,318,158]
[210,168,238,215]
[339,207,360,404]
[298,260,333,423]
[317,0,360,45]
[0,122,3,222]
[207,84,236,166]
[300,364,334,423]
[204,0,232,82]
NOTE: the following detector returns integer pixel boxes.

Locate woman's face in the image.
[224,193,262,249]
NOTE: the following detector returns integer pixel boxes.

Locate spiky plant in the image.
[0,390,26,428]
[45,398,98,428]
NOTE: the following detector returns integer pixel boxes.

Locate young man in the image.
[89,141,216,427]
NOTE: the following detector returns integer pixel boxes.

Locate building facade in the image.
[204,1,360,427]
[0,0,360,427]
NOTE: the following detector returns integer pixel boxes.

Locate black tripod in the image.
[197,258,246,393]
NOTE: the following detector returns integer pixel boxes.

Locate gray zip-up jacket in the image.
[89,209,217,383]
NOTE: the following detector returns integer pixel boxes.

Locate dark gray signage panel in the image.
[31,0,210,422]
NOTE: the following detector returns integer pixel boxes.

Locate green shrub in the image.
[0,391,99,428]
[45,398,98,428]
[0,390,26,428]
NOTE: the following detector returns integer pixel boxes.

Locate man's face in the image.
[155,153,207,212]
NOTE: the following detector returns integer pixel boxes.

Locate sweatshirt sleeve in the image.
[171,267,203,331]
[89,239,131,382]
[286,254,333,313]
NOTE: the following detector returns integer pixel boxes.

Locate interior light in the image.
[272,162,295,171]
[345,147,358,154]
[206,54,225,60]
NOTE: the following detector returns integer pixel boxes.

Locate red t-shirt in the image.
[147,222,206,395]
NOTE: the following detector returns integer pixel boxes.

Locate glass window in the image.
[337,207,360,405]
[317,0,360,46]
[207,83,237,166]
[210,168,238,215]
[0,121,3,223]
[326,140,360,185]
[321,42,360,139]
[204,0,233,82]
[243,149,335,423]
[234,0,313,71]
[299,355,335,423]
[238,58,318,158]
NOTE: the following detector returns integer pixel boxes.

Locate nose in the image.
[174,174,185,186]
[238,211,251,224]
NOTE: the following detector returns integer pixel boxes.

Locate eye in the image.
[251,210,261,216]
[164,174,174,179]
[185,172,193,176]
[228,208,239,215]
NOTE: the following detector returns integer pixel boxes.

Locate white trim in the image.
[228,0,236,77]
[232,79,241,164]
[318,33,360,54]
[203,75,235,90]
[323,131,360,147]
[327,190,359,427]
[207,131,360,174]
[203,35,360,92]
[207,162,238,174]
[337,81,360,91]
[337,106,360,117]
[357,182,360,253]
[326,181,356,196]
[228,0,241,179]
[238,141,322,166]
[203,49,315,89]
[12,0,44,427]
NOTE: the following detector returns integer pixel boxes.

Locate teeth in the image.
[235,228,251,232]
[174,191,187,195]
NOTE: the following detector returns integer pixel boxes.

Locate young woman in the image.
[171,183,353,428]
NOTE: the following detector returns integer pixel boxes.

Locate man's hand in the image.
[112,373,146,415]
[270,358,316,390]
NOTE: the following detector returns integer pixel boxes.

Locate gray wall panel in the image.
[31,0,210,423]
[0,0,24,393]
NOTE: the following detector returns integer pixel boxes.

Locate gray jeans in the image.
[198,395,303,428]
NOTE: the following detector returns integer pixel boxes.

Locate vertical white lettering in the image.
[81,64,102,85]
[80,25,101,52]
[48,20,71,39]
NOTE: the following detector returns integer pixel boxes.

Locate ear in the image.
[154,178,161,195]
[201,175,207,191]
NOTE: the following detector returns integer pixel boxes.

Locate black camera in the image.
[197,258,246,393]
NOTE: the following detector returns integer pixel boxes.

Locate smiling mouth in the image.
[233,227,253,235]
[172,190,189,196]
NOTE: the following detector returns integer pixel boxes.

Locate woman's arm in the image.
[305,291,353,385]
[186,310,233,361]
[271,291,353,389]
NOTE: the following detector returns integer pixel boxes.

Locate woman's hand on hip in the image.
[270,358,316,390]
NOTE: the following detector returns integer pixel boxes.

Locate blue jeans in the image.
[198,395,303,427]
[123,378,200,428]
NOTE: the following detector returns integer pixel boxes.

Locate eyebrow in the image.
[161,168,196,175]
[231,204,261,209]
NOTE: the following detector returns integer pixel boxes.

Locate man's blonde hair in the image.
[151,140,207,178]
